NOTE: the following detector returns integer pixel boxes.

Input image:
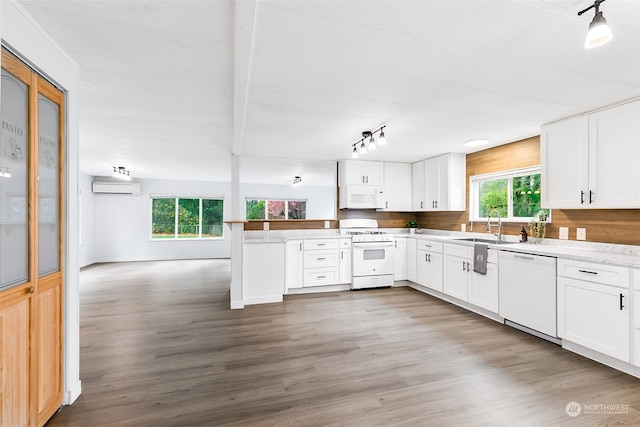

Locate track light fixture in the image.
[113,166,132,181]
[578,0,612,49]
[351,126,387,158]
[293,176,302,187]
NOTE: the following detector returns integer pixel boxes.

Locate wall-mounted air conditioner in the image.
[92,181,142,195]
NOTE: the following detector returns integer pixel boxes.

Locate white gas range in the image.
[339,219,395,290]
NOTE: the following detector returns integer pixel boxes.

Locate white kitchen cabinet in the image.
[468,262,499,313]
[393,237,408,281]
[411,161,425,211]
[416,240,443,292]
[285,240,303,290]
[412,153,466,211]
[339,239,352,284]
[338,160,384,186]
[243,242,285,304]
[630,269,640,367]
[382,162,412,211]
[443,243,498,313]
[557,259,630,362]
[302,239,340,287]
[541,99,640,209]
[406,238,417,283]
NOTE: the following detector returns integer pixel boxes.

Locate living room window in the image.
[469,166,550,222]
[151,197,224,239]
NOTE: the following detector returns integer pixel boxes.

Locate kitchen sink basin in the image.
[453,237,517,245]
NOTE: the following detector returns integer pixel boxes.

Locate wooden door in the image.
[0,48,64,427]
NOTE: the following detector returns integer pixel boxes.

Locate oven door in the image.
[352,241,394,277]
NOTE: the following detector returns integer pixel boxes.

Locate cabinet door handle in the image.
[462,261,466,271]
[578,269,598,275]
[341,251,344,260]
[589,190,594,204]
[386,201,388,209]
[428,254,431,262]
[466,261,471,271]
[420,201,423,209]
[620,293,624,310]
[299,242,302,251]
[580,190,585,204]
[436,201,438,208]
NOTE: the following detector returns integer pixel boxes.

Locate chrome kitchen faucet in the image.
[487,209,502,241]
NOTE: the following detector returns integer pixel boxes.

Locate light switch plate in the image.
[263,222,269,231]
[461,223,466,232]
[559,227,569,240]
[576,227,586,241]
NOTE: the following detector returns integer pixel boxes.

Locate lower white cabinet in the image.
[303,239,339,287]
[443,243,498,313]
[393,238,407,281]
[416,240,443,292]
[339,238,352,284]
[407,238,417,283]
[557,259,630,362]
[285,240,303,290]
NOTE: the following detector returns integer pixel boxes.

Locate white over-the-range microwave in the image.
[339,185,385,209]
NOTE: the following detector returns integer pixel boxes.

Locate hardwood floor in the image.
[46,259,640,426]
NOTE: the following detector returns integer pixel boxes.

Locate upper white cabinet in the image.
[412,153,466,211]
[382,162,412,211]
[338,160,384,186]
[541,99,640,209]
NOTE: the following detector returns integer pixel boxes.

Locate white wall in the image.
[240,183,335,219]
[79,173,96,267]
[93,177,231,263]
[2,0,82,405]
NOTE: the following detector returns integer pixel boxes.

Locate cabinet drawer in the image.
[304,239,338,250]
[304,249,338,268]
[303,268,338,286]
[444,243,471,258]
[558,258,629,288]
[418,240,443,253]
[633,269,640,290]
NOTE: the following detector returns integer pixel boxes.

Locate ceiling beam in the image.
[232,0,258,156]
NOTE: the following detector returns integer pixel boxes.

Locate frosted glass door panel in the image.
[38,94,60,276]
[0,70,29,290]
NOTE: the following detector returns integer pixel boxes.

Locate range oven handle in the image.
[352,241,395,248]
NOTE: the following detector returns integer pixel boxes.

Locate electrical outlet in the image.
[461,223,466,232]
[559,227,569,240]
[324,220,330,229]
[576,227,586,241]
[263,222,270,231]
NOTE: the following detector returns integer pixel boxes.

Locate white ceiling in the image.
[15,0,640,185]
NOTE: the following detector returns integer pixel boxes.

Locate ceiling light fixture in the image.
[578,0,613,49]
[293,176,302,187]
[463,139,489,148]
[351,126,386,156]
[112,166,132,181]
[0,165,11,178]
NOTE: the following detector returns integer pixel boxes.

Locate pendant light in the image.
[378,128,386,145]
[578,0,613,49]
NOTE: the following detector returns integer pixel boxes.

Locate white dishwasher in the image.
[498,251,558,340]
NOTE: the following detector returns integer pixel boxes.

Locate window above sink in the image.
[469,166,551,223]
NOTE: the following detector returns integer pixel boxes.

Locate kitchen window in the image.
[469,166,550,222]
[246,199,307,220]
[151,197,224,239]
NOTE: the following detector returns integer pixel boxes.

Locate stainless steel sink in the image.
[453,237,517,245]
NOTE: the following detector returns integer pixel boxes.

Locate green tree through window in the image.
[152,197,223,239]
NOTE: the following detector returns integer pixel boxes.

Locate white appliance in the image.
[498,251,558,342]
[339,185,385,210]
[339,219,394,290]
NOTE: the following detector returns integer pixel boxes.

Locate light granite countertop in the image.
[243,228,640,268]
